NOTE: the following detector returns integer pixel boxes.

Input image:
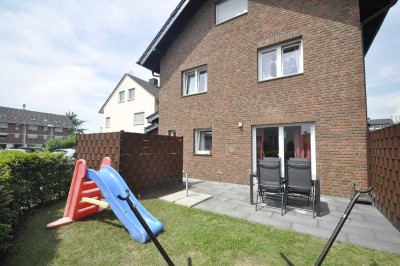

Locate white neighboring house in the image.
[99,73,159,133]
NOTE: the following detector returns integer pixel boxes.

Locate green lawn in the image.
[4,199,400,266]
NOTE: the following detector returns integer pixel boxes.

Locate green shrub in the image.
[0,151,73,256]
[45,134,76,152]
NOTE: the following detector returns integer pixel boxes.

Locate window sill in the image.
[258,72,304,83]
[128,98,135,101]
[194,153,212,156]
[182,91,207,98]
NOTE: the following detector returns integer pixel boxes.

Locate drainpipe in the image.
[22,124,26,147]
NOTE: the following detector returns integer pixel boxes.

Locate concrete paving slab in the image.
[159,190,212,208]
[178,178,400,254]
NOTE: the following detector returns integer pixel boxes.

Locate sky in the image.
[0,1,399,133]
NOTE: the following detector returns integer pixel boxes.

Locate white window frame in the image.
[15,133,20,139]
[0,133,7,140]
[105,117,111,128]
[258,39,303,81]
[251,123,316,180]
[194,129,213,155]
[28,125,38,132]
[118,91,125,102]
[54,127,63,133]
[168,130,176,137]
[128,88,135,100]
[27,134,38,139]
[216,0,248,25]
[0,122,8,129]
[182,66,208,96]
[133,112,145,125]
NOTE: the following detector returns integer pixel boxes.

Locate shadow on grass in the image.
[4,200,66,266]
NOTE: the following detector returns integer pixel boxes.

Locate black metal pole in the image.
[117,190,174,266]
[315,184,372,266]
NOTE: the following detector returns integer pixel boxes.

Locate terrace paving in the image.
[163,178,400,255]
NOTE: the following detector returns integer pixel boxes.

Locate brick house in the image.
[138,0,396,197]
[0,106,74,149]
[99,73,159,134]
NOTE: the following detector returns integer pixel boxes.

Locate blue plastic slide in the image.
[87,166,163,243]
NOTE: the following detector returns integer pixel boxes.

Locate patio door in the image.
[252,124,316,179]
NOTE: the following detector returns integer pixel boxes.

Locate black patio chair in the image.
[285,160,315,218]
[255,158,285,215]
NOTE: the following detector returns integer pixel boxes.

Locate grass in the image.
[4,199,400,266]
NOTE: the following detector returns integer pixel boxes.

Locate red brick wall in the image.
[159,0,367,196]
[369,125,400,230]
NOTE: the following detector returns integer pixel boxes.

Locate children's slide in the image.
[46,158,163,244]
[87,166,163,244]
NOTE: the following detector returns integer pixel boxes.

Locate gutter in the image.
[137,0,189,66]
[362,0,397,26]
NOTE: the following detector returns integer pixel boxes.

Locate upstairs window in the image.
[258,39,303,81]
[128,88,135,100]
[118,91,125,102]
[183,66,208,96]
[194,129,213,155]
[54,127,63,133]
[216,0,248,25]
[105,117,111,128]
[0,123,8,129]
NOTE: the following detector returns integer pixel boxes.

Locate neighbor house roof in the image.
[137,0,397,74]
[98,73,159,114]
[0,106,73,128]
[368,118,394,125]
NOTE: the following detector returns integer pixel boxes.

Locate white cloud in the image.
[0,0,180,132]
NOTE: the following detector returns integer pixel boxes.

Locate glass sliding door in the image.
[283,125,311,160]
[256,127,279,159]
[252,123,316,179]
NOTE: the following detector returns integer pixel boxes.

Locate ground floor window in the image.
[252,123,316,179]
[194,129,212,155]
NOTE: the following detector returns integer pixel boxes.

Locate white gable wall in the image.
[102,76,157,133]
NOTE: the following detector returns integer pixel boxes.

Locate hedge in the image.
[0,151,74,256]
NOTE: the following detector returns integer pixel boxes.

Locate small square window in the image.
[216,0,248,25]
[168,130,176,137]
[118,91,125,102]
[183,66,208,96]
[133,112,145,125]
[128,88,135,100]
[194,129,212,155]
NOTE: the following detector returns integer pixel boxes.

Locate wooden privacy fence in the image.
[368,124,400,230]
[76,132,183,196]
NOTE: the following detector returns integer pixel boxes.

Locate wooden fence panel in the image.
[369,124,400,230]
[76,131,183,197]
